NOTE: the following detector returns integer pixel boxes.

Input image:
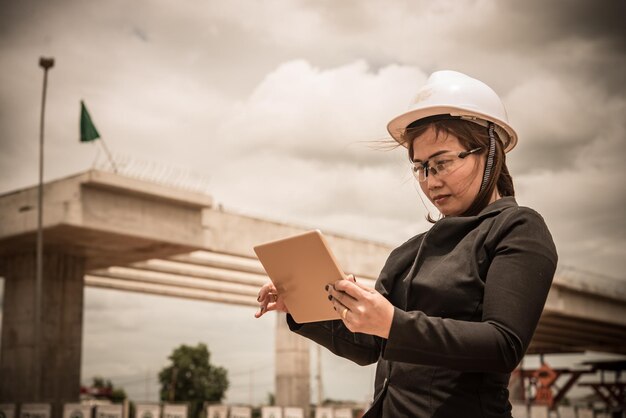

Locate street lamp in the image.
[35,56,54,400]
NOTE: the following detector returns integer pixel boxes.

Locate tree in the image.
[159,343,229,418]
[86,377,127,403]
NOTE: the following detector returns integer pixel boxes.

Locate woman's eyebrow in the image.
[412,150,450,163]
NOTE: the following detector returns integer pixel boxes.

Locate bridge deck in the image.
[1,169,625,355]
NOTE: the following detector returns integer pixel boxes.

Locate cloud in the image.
[505,74,626,174]
[515,166,626,279]
[215,60,425,160]
[503,0,626,50]
[204,60,433,242]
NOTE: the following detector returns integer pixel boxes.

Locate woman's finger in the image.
[353,280,376,293]
[329,294,349,315]
[255,281,279,318]
[254,304,266,318]
[333,279,368,300]
[328,286,357,310]
[255,295,270,316]
[257,286,269,302]
[330,297,355,324]
[257,282,276,302]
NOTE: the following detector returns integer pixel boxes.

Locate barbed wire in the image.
[92,152,211,195]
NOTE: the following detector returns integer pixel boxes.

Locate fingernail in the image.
[257,295,261,302]
[324,284,329,291]
[327,295,332,301]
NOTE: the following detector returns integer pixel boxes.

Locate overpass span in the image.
[1,170,624,414]
[84,252,626,355]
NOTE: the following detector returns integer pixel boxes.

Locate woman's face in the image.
[412,126,485,217]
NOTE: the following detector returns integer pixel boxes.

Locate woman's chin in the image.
[436,204,463,217]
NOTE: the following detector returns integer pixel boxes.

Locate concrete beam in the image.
[89,265,262,297]
[132,258,267,287]
[0,170,393,277]
[0,170,214,269]
[85,275,258,307]
[0,170,212,241]
[545,278,626,328]
[201,209,390,280]
[170,251,267,275]
[85,257,626,355]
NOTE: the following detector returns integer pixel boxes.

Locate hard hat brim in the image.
[387,105,518,153]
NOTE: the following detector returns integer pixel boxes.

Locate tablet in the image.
[253,229,346,323]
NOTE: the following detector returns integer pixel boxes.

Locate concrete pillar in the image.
[508,365,526,402]
[275,313,310,413]
[0,251,85,417]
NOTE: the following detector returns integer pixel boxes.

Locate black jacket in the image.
[287,197,558,417]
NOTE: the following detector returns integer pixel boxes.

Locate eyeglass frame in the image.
[412,147,483,182]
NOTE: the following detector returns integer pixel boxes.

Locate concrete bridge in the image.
[1,170,625,416]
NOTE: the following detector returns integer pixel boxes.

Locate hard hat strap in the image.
[480,123,496,192]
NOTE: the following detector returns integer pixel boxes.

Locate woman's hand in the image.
[327,275,395,338]
[255,281,289,318]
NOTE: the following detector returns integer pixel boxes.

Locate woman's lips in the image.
[433,194,451,205]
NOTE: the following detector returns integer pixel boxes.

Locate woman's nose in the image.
[426,173,443,189]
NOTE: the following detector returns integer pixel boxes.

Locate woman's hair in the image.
[400,118,515,221]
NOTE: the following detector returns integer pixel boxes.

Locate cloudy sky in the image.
[1,0,625,406]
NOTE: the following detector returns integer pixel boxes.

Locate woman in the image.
[255,70,557,417]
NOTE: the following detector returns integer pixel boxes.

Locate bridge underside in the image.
[1,170,625,416]
[83,249,626,356]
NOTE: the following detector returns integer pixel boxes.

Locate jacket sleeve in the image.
[381,208,558,373]
[284,234,424,367]
[286,314,383,366]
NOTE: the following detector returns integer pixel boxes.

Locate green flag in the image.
[80,100,100,142]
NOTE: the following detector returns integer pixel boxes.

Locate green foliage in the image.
[158,343,229,418]
[90,377,127,403]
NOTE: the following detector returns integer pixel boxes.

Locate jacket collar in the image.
[476,196,518,217]
[431,196,518,230]
[375,196,519,297]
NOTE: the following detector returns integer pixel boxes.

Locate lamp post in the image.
[35,56,54,400]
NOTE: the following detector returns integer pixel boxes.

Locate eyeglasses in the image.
[412,147,482,182]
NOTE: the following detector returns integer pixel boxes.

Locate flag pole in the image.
[36,56,54,401]
[91,141,101,168]
[98,138,119,173]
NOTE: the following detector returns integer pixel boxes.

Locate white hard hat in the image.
[387,70,518,152]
